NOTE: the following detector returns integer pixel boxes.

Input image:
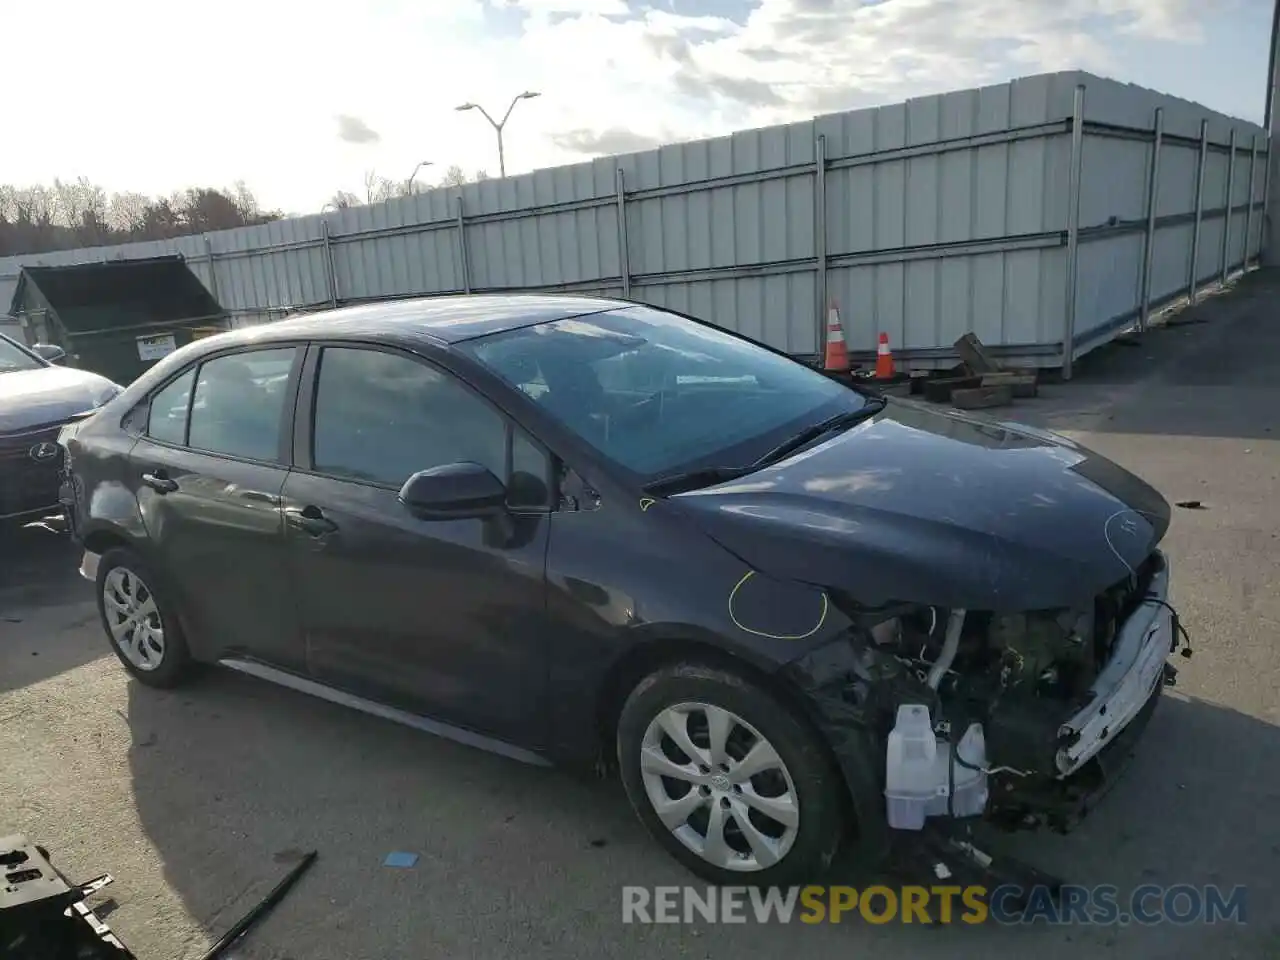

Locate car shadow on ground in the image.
[122,671,1279,959]
[0,524,99,696]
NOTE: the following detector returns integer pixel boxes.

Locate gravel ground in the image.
[2,273,1278,959]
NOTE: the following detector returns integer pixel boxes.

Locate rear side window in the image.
[186,348,296,462]
[147,369,195,445]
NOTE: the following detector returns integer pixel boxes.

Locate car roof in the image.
[213,293,630,349]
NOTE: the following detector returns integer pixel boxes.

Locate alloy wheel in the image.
[638,701,800,872]
[102,567,165,672]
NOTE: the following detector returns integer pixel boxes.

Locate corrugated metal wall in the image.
[1071,78,1269,366]
[0,71,1267,372]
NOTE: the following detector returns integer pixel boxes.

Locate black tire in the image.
[95,547,193,688]
[617,661,848,886]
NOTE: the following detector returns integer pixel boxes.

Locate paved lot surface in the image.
[3,274,1279,959]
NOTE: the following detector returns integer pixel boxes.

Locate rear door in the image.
[126,345,304,670]
[279,343,553,747]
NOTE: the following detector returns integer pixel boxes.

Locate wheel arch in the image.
[81,526,135,558]
[86,530,207,662]
[595,637,847,787]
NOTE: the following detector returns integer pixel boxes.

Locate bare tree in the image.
[438,165,469,188]
[327,190,360,210]
[230,179,260,220]
[363,170,399,203]
[437,165,490,188]
[107,192,153,233]
[0,178,281,255]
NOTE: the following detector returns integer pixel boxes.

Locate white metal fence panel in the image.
[0,71,1268,375]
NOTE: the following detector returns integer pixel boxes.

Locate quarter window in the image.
[310,347,549,506]
[147,369,195,445]
[186,349,296,462]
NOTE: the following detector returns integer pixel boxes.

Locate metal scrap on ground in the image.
[907,332,1041,410]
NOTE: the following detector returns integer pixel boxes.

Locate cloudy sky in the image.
[5,0,1273,213]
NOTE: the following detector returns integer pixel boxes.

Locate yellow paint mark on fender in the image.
[728,570,829,640]
[639,497,657,512]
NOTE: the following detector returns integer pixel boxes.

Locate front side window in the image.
[147,369,195,445]
[312,347,533,493]
[459,305,868,478]
[186,348,296,462]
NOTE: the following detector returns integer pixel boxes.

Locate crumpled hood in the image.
[674,398,1170,612]
[0,366,122,433]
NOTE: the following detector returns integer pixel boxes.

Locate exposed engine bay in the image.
[835,550,1188,832]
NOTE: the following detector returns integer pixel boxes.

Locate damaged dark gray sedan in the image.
[58,295,1187,885]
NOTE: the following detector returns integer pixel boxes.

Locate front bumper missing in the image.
[1056,550,1174,776]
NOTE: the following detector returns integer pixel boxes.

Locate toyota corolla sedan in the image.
[0,332,122,527]
[59,295,1185,884]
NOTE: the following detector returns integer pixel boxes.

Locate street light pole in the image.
[455,91,541,178]
[406,160,433,193]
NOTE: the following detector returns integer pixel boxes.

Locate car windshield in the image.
[0,335,45,374]
[459,304,868,479]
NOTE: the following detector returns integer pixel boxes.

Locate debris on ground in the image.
[0,833,317,960]
[1175,500,1207,510]
[198,850,317,960]
[383,852,419,868]
[2,834,131,959]
[886,332,1042,409]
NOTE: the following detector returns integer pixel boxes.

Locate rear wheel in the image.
[617,662,848,886]
[96,547,193,688]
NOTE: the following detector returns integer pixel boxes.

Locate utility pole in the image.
[406,160,433,194]
[1264,0,1280,263]
[455,92,541,178]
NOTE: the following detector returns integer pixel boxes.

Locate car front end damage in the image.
[0,421,72,522]
[784,549,1191,856]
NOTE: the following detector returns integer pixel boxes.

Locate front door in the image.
[127,346,304,670]
[280,344,552,748]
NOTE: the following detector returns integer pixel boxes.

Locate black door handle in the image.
[141,471,178,493]
[286,505,338,536]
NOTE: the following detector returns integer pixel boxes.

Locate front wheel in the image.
[617,662,848,886]
[95,547,193,688]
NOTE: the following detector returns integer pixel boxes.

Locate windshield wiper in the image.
[642,465,757,496]
[642,398,887,497]
[751,398,886,469]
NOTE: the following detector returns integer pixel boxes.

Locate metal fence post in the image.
[615,168,631,298]
[1262,136,1273,263]
[814,132,828,358]
[1138,108,1163,333]
[320,219,338,307]
[456,194,471,294]
[1062,84,1086,381]
[1243,134,1258,266]
[203,235,220,305]
[1188,120,1208,305]
[1221,128,1237,284]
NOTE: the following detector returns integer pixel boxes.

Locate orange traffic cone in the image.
[823,304,850,373]
[875,332,895,379]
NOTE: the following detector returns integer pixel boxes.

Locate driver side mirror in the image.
[31,343,66,364]
[398,462,508,520]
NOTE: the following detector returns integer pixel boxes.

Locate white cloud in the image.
[505,0,630,12]
[0,0,1244,215]
[335,115,381,145]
